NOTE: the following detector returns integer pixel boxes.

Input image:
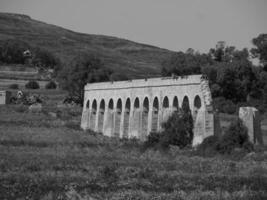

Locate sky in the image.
[0,0,266,53]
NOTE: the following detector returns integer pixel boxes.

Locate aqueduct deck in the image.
[81,75,214,145]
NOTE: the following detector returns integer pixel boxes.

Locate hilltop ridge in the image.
[0,13,174,78]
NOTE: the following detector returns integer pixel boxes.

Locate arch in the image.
[141,97,149,140]
[163,96,169,108]
[132,97,141,138]
[86,100,90,109]
[194,95,201,109]
[92,99,97,112]
[162,96,171,123]
[151,97,159,132]
[182,96,190,112]
[90,99,97,130]
[134,97,140,108]
[173,96,179,111]
[114,98,122,137]
[153,97,159,111]
[98,99,105,133]
[143,97,149,113]
[193,95,202,121]
[123,98,131,138]
[108,99,114,109]
[104,98,114,136]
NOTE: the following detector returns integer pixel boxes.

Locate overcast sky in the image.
[0,0,266,52]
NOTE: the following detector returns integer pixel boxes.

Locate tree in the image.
[251,34,267,68]
[161,51,213,76]
[0,39,30,64]
[32,48,59,69]
[58,54,113,104]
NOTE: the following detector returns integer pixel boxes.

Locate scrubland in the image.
[0,99,267,199]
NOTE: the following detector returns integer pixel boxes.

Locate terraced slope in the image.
[0,13,174,78]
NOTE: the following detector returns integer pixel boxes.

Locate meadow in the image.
[0,89,267,199]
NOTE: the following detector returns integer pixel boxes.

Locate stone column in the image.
[119,105,125,138]
[94,103,99,132]
[147,105,153,134]
[103,108,108,136]
[128,100,135,138]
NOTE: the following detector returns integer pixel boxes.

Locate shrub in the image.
[144,131,162,149]
[144,109,193,149]
[9,83,19,89]
[197,135,219,156]
[25,80,40,89]
[217,119,249,154]
[198,119,254,155]
[45,81,57,89]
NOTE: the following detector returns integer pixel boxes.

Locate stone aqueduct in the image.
[81,75,214,145]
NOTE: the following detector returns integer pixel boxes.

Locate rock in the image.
[28,103,42,113]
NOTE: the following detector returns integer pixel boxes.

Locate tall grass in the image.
[0,105,266,199]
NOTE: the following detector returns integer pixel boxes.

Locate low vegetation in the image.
[144,108,193,150]
[45,80,57,89]
[25,80,40,89]
[0,103,266,199]
[198,119,254,156]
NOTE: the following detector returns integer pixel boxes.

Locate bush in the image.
[197,119,254,155]
[25,80,40,89]
[144,109,193,149]
[217,119,249,154]
[9,83,19,89]
[197,135,219,156]
[45,81,57,89]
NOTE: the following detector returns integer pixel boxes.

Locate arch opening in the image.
[108,99,114,110]
[173,96,179,111]
[86,100,90,109]
[194,95,201,109]
[141,97,149,140]
[163,96,169,108]
[114,99,122,137]
[123,98,131,138]
[134,98,140,109]
[98,99,105,133]
[104,99,114,136]
[182,96,190,112]
[151,97,159,132]
[132,97,141,138]
[193,95,202,121]
[90,99,97,130]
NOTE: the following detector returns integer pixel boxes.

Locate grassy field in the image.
[0,90,267,199]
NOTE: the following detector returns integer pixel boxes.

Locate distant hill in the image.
[0,13,175,78]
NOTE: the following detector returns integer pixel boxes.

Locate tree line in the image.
[1,34,266,111]
[162,34,267,113]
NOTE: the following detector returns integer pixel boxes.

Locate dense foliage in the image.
[0,39,30,64]
[145,108,193,149]
[45,80,57,89]
[198,119,254,155]
[161,34,267,113]
[25,80,40,89]
[58,53,113,104]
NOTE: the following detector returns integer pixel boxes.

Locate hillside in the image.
[0,13,174,78]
